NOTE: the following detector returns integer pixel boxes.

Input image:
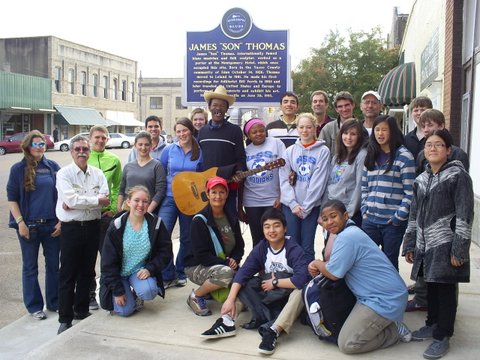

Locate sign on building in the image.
[185,8,290,106]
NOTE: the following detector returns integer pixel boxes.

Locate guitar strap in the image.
[193,214,225,259]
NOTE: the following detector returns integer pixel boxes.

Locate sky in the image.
[1,0,414,78]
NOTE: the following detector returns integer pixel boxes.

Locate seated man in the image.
[309,199,411,354]
[201,207,309,356]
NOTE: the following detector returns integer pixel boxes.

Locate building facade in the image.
[0,36,140,140]
[138,77,195,135]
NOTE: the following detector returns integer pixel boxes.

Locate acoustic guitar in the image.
[172,158,286,215]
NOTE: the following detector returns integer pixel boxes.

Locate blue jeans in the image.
[158,196,193,281]
[113,273,159,317]
[361,217,407,270]
[17,222,60,313]
[282,204,320,262]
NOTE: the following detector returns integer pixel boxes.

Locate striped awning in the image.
[378,62,416,107]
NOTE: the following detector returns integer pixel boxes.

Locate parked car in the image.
[0,132,54,155]
[54,132,90,152]
[106,133,134,149]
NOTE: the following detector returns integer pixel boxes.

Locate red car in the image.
[0,132,54,155]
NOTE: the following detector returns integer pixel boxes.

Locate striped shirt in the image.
[360,146,415,225]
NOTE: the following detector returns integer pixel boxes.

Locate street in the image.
[0,148,132,329]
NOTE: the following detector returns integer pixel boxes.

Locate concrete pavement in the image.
[1,228,479,360]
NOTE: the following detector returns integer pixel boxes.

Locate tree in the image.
[292,27,399,118]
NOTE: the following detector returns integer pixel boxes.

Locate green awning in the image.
[54,105,108,126]
[378,62,416,107]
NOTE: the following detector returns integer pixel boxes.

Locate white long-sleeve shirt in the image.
[55,162,109,222]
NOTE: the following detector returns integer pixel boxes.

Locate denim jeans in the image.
[113,273,159,317]
[361,217,407,270]
[158,196,193,282]
[17,222,60,313]
[282,204,320,262]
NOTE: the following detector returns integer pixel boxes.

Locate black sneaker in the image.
[258,327,278,355]
[200,317,236,339]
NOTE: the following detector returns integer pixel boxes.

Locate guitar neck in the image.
[231,165,273,182]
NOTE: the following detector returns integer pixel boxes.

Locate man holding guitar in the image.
[197,85,246,216]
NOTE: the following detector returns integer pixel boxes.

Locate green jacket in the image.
[88,149,122,214]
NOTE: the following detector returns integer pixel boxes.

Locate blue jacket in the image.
[160,142,202,197]
[7,157,60,229]
[233,238,310,289]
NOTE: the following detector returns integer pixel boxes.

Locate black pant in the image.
[58,220,100,323]
[426,282,457,340]
[245,206,272,248]
[238,276,290,323]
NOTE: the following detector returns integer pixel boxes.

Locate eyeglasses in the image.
[73,146,90,152]
[425,143,446,150]
[31,142,46,148]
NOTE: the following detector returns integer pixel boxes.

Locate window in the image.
[113,78,118,100]
[103,76,108,99]
[121,80,127,101]
[91,74,98,97]
[175,96,187,109]
[130,81,135,102]
[54,67,61,92]
[80,71,87,96]
[150,97,163,109]
[68,69,75,94]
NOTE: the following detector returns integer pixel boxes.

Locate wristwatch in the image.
[272,278,279,288]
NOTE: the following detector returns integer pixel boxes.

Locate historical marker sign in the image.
[185,8,290,105]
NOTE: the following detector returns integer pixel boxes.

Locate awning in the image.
[378,62,416,107]
[54,105,108,126]
[105,110,144,127]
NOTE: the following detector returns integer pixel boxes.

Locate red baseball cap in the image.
[206,176,228,191]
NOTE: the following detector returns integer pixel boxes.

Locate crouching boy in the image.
[309,199,411,354]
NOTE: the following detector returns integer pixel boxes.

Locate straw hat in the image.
[204,85,236,106]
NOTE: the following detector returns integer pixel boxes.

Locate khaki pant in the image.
[338,303,399,354]
[274,289,304,334]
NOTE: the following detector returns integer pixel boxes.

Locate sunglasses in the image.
[73,147,90,152]
[31,142,46,148]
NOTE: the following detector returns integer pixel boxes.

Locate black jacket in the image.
[100,211,172,302]
[184,205,244,267]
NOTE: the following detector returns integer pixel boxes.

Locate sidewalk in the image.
[1,230,479,360]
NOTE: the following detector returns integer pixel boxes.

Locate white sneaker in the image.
[396,321,412,343]
[31,310,47,320]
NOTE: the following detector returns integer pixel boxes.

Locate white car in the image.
[54,133,90,152]
[106,133,134,149]
[54,132,133,151]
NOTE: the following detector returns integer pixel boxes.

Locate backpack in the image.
[302,275,356,344]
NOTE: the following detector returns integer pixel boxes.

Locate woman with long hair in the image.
[158,117,203,288]
[403,129,474,359]
[101,185,172,316]
[118,132,166,214]
[361,115,415,270]
[324,119,367,227]
[7,130,61,320]
[238,117,286,247]
[279,113,330,262]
